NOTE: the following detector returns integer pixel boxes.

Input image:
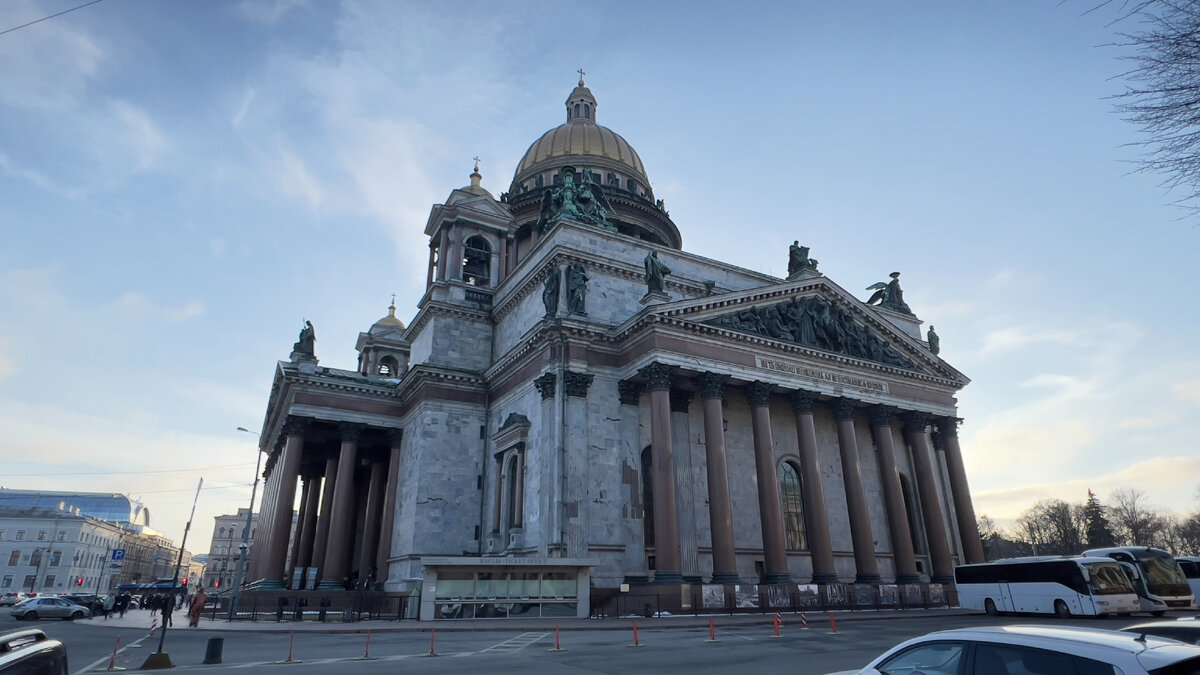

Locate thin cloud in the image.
[232,0,307,25]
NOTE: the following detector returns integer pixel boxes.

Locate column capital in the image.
[639,362,677,391]
[534,372,557,400]
[669,389,693,413]
[282,415,311,437]
[698,372,730,400]
[338,421,366,442]
[830,397,858,421]
[868,405,898,427]
[789,389,818,413]
[746,381,773,407]
[563,371,594,398]
[936,416,962,438]
[386,427,404,446]
[617,379,643,405]
[903,411,931,434]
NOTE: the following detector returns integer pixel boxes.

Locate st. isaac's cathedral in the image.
[247,77,984,620]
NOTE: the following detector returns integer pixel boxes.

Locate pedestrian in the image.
[161,595,173,628]
[188,587,207,627]
[102,594,115,619]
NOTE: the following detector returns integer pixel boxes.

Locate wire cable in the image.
[0,0,109,37]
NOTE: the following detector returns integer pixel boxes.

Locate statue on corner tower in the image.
[865,272,914,316]
[537,166,616,233]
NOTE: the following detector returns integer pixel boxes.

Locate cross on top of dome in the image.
[566,71,596,124]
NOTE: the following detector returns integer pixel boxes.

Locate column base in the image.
[623,575,650,586]
[683,575,704,584]
[761,572,793,585]
[709,572,740,584]
[895,574,922,584]
[931,574,955,584]
[651,571,684,585]
[855,573,883,585]
[256,580,286,591]
[316,579,346,591]
[810,572,840,584]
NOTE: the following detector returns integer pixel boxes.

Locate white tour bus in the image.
[1171,556,1200,604]
[1084,546,1196,615]
[955,556,1141,618]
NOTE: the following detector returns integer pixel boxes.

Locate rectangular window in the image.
[43,575,54,588]
[57,532,67,542]
[22,575,35,589]
[37,531,47,541]
[0,575,10,588]
[30,550,42,567]
[7,550,19,566]
[49,551,61,567]
[0,531,5,541]
[15,531,25,541]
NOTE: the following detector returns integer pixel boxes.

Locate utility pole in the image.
[141,478,202,671]
[228,426,263,620]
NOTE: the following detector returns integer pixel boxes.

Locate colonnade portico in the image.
[623,361,984,587]
[248,415,404,590]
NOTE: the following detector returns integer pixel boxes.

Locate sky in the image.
[1,0,1198,555]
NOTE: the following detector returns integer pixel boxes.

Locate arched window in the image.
[379,355,400,376]
[574,103,581,118]
[504,454,519,531]
[218,528,225,538]
[463,235,491,287]
[779,462,807,550]
[640,447,655,548]
[584,104,591,119]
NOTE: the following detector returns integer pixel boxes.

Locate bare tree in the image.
[1015,499,1087,555]
[1179,512,1200,554]
[1112,0,1200,214]
[1109,487,1164,545]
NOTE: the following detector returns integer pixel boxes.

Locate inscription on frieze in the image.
[756,356,889,393]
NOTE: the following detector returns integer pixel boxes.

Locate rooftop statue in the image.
[644,250,671,294]
[537,166,616,232]
[927,325,940,355]
[865,272,914,316]
[566,263,588,314]
[787,240,819,275]
[293,320,316,356]
[543,266,561,316]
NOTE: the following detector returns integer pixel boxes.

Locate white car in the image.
[827,624,1200,675]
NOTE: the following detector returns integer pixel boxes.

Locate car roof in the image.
[1124,619,1200,631]
[883,625,1200,669]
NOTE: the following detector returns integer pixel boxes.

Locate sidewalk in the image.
[75,606,976,635]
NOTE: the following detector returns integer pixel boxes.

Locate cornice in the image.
[405,299,494,338]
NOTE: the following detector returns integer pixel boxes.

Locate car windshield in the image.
[1154,655,1200,675]
[1142,556,1190,595]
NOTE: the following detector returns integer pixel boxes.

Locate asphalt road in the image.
[5,610,1196,674]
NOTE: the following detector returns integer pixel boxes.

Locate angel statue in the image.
[536,165,616,232]
[865,272,913,315]
[787,240,819,275]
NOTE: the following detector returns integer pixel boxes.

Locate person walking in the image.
[188,587,207,627]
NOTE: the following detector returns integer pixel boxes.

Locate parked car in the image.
[9,597,90,621]
[1122,618,1200,646]
[826,624,1200,675]
[0,629,67,675]
[0,594,21,608]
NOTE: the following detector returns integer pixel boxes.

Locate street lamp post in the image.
[228,426,263,620]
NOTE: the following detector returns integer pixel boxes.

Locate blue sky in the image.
[1,0,1197,552]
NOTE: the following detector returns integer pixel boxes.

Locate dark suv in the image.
[0,629,67,675]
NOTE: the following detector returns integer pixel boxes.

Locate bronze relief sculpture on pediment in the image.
[703,296,916,369]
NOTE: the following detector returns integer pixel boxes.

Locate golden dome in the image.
[510,78,650,191]
[370,299,405,331]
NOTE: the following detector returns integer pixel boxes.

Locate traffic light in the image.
[181,578,188,587]
[214,581,220,589]
[76,578,82,586]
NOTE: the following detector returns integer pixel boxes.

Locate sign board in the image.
[111,549,126,561]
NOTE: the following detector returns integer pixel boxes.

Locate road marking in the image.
[480,631,549,654]
[76,635,149,674]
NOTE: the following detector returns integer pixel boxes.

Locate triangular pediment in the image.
[649,279,963,383]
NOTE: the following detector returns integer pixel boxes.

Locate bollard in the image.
[548,625,567,652]
[358,629,375,660]
[829,613,839,635]
[630,621,642,647]
[771,612,782,639]
[202,637,224,665]
[800,612,810,630]
[275,631,302,664]
[422,628,439,657]
[104,636,125,671]
[706,618,719,643]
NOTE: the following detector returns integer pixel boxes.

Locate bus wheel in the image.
[1054,600,1071,618]
[984,599,999,616]
[1152,610,1166,617]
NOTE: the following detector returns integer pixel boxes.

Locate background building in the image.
[247,81,985,618]
[0,489,196,594]
[203,508,273,590]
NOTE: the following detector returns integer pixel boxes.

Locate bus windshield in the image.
[1082,561,1136,595]
[1140,554,1189,596]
